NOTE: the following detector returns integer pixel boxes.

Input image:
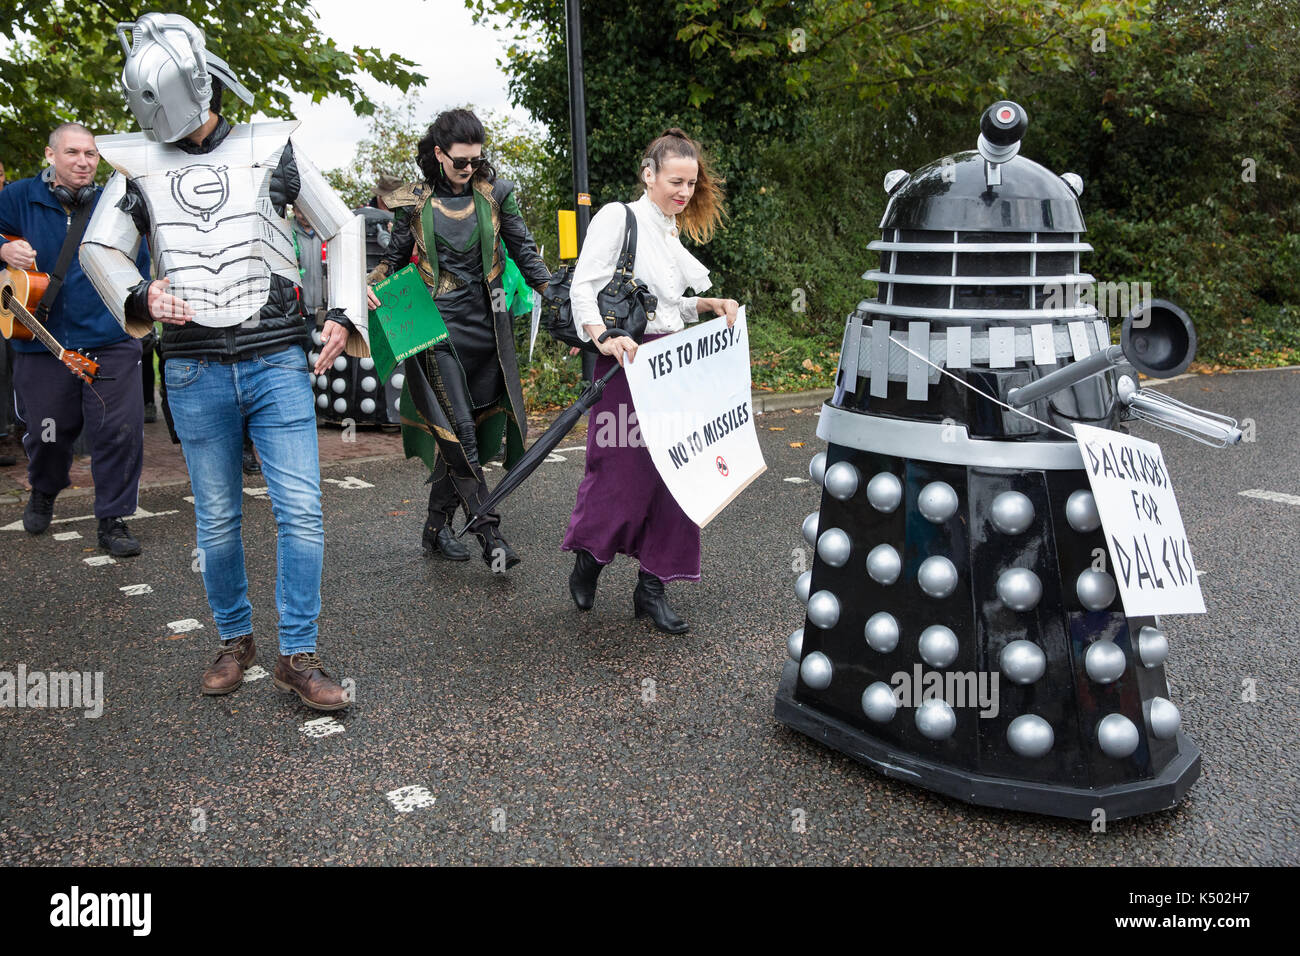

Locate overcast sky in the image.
[262,0,536,171]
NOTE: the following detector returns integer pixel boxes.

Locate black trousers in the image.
[406,341,501,534]
[12,339,144,518]
[0,340,14,437]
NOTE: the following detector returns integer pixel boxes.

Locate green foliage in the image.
[0,0,423,178]
[1027,0,1300,365]
[476,0,1297,376]
[468,0,1155,367]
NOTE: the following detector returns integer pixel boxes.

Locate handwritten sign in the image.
[1073,423,1206,616]
[622,310,766,527]
[368,264,449,382]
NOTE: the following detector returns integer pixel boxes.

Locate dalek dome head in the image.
[880,102,1085,234]
[864,101,1099,336]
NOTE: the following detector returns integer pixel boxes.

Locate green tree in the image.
[467,0,1151,388]
[0,0,424,177]
[1024,0,1300,364]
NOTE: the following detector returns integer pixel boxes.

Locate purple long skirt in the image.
[561,336,701,582]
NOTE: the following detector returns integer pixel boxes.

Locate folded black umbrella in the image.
[458,332,630,534]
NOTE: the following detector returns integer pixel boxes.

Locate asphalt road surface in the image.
[1,369,1296,865]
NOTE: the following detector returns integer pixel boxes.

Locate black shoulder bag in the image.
[539,203,658,354]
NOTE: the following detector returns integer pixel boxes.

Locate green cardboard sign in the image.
[368,264,449,382]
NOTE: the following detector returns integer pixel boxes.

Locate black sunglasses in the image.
[446,155,487,170]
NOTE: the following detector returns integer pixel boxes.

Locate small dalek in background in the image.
[310,206,402,426]
[775,101,1241,820]
[309,338,404,427]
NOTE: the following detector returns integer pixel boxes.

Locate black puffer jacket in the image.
[118,117,349,360]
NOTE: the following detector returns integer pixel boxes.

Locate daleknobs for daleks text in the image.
[774,101,1239,820]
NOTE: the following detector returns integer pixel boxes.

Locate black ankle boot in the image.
[422,517,470,561]
[633,570,689,634]
[474,525,521,571]
[569,549,603,611]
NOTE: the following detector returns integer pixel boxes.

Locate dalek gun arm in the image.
[1115,378,1242,447]
[1006,299,1242,447]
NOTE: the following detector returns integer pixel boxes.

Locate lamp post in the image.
[564,0,595,382]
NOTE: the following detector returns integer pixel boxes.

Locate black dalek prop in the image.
[310,207,402,427]
[775,102,1241,820]
[310,338,402,426]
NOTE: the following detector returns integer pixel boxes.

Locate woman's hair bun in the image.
[661,127,689,140]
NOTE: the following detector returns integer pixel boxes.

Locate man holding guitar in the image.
[0,123,150,554]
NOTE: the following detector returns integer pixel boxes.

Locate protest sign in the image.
[367,264,449,382]
[1072,423,1206,616]
[622,310,766,527]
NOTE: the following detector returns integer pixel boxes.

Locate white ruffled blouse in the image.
[570,192,712,342]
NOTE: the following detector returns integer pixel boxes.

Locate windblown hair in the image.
[417,108,496,185]
[640,128,725,244]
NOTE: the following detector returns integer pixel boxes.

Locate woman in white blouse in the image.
[560,128,739,634]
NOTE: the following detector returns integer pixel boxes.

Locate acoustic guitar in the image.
[0,236,103,384]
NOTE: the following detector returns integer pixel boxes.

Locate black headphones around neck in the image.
[42,166,96,209]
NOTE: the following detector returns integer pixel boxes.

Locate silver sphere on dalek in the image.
[776,100,1242,820]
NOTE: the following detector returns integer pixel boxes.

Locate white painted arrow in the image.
[2,506,179,532]
[322,476,374,490]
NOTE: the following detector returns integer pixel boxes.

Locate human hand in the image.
[716,298,740,327]
[590,326,637,365]
[366,286,380,310]
[147,278,194,324]
[315,319,349,374]
[0,240,36,271]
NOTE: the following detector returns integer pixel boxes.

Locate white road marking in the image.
[2,506,179,532]
[301,716,345,738]
[552,444,586,454]
[243,486,269,498]
[1240,488,1300,506]
[120,584,154,596]
[242,665,269,683]
[322,476,374,490]
[385,785,436,813]
[544,453,566,463]
[83,555,116,566]
[783,477,809,484]
[183,496,195,504]
[167,618,204,633]
[53,531,82,541]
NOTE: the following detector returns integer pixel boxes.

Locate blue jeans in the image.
[165,347,323,654]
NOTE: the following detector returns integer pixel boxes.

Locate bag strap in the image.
[34,196,95,324]
[613,203,637,280]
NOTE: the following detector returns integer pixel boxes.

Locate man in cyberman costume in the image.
[81,13,369,712]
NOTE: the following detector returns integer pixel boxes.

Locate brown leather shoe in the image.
[200,634,256,695]
[273,652,350,711]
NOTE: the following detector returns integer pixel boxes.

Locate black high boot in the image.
[472,523,521,572]
[422,516,470,560]
[569,549,604,611]
[422,482,469,560]
[633,570,689,634]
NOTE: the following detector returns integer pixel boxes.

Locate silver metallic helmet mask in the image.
[116,13,254,143]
